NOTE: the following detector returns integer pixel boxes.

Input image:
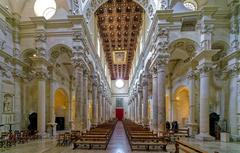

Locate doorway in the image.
[116,108,124,120]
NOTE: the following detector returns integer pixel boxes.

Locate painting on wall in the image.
[112,50,127,64]
[116,98,123,108]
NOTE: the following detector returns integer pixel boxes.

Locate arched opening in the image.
[174,86,189,127]
[54,88,68,131]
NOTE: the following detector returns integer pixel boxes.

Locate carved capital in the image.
[150,65,158,78]
[187,70,197,80]
[92,74,98,86]
[197,63,212,77]
[156,52,170,67]
[35,71,48,80]
[227,63,240,77]
[200,24,214,34]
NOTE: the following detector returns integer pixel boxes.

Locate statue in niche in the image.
[3,94,13,113]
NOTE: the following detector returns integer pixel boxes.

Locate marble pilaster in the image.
[83,70,88,130]
[92,74,98,126]
[157,60,168,132]
[195,61,214,141]
[142,73,149,127]
[137,85,143,124]
[151,66,158,133]
[187,70,198,136]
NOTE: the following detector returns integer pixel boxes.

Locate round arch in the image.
[49,44,73,63]
[54,88,69,131]
[173,86,190,127]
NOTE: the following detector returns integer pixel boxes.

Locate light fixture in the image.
[34,0,56,20]
[115,79,124,88]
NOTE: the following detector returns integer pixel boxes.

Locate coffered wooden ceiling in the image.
[95,0,144,80]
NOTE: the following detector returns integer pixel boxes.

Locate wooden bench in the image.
[123,119,168,152]
[72,119,117,150]
[73,140,107,150]
[175,140,208,153]
[131,141,167,151]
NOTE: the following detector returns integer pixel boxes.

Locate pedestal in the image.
[221,132,230,142]
[47,123,57,137]
[195,133,215,141]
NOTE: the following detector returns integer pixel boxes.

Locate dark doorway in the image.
[209,112,220,139]
[28,112,37,132]
[56,117,65,131]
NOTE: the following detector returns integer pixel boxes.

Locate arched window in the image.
[183,0,197,11]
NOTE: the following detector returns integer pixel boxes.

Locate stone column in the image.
[83,70,88,131]
[227,59,240,139]
[47,68,57,136]
[98,86,102,124]
[142,73,149,127]
[12,73,22,131]
[134,92,139,123]
[102,94,106,122]
[151,66,158,133]
[36,71,47,136]
[69,76,74,129]
[137,85,143,124]
[92,74,98,126]
[195,61,214,140]
[187,70,198,135]
[157,60,168,132]
[74,65,84,130]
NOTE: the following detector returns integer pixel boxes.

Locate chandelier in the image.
[34,0,56,20]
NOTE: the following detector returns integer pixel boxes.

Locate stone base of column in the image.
[69,120,74,130]
[230,134,240,141]
[187,122,198,136]
[47,123,57,137]
[195,133,215,141]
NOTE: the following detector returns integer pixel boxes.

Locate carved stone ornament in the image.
[0,40,6,50]
[150,65,158,78]
[148,4,154,18]
[3,94,13,113]
[160,0,167,10]
[156,52,170,66]
[35,71,48,80]
[197,63,212,75]
[227,63,240,76]
[200,24,214,34]
[231,39,239,51]
[187,70,196,80]
[35,32,47,42]
[92,74,98,86]
[142,74,148,86]
[13,47,20,58]
[158,27,169,37]
[72,0,80,15]
[137,84,142,92]
[230,15,238,34]
[72,57,86,69]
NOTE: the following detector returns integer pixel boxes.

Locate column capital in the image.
[137,84,142,93]
[197,62,212,77]
[227,62,240,77]
[156,52,170,67]
[150,65,158,78]
[187,70,197,80]
[35,71,48,80]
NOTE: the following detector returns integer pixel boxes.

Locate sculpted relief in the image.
[3,94,13,113]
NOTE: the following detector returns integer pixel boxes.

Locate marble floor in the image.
[1,121,174,153]
[180,137,240,153]
[2,122,240,153]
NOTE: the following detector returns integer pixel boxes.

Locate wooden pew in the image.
[123,119,168,151]
[175,140,208,153]
[73,119,117,150]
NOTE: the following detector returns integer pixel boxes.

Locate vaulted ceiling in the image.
[95,0,144,80]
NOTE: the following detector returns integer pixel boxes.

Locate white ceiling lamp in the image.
[115,79,124,89]
[34,0,57,20]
